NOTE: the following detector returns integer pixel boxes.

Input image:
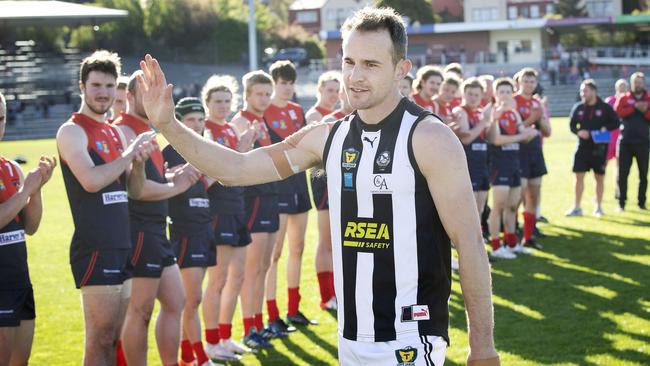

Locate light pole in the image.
[248,0,258,71]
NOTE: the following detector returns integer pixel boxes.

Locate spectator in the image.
[566,79,620,217]
[605,78,628,198]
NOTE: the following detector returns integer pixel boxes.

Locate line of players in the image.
[405,63,551,260]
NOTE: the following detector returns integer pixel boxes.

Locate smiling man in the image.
[135,7,499,366]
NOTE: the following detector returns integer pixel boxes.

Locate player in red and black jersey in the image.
[264,61,317,332]
[399,73,414,101]
[486,78,538,260]
[514,68,551,250]
[444,62,464,108]
[114,71,200,366]
[305,71,341,124]
[57,51,156,366]
[411,65,443,112]
[199,75,259,358]
[229,70,279,349]
[0,92,56,366]
[433,75,461,125]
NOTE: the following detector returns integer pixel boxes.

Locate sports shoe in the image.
[268,317,296,334]
[490,247,516,259]
[511,243,533,255]
[565,207,583,217]
[533,226,546,238]
[321,297,337,311]
[593,207,604,218]
[287,311,318,326]
[244,330,273,349]
[639,203,647,210]
[522,239,543,250]
[451,256,459,272]
[261,325,287,339]
[220,338,253,354]
[205,343,242,362]
[537,215,549,223]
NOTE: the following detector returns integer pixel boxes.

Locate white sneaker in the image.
[565,207,583,217]
[205,343,243,362]
[451,257,459,272]
[594,207,604,217]
[490,246,517,259]
[512,243,533,255]
[220,338,253,354]
[321,297,338,311]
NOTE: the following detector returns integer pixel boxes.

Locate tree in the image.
[374,0,434,24]
[555,0,587,18]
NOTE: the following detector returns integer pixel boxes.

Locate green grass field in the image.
[2,117,649,365]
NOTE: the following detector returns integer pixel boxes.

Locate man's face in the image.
[520,75,538,96]
[616,81,629,95]
[0,102,5,141]
[422,75,442,98]
[274,78,295,102]
[464,87,483,108]
[440,83,457,102]
[247,83,273,114]
[206,91,232,120]
[181,112,205,134]
[632,77,646,94]
[320,80,340,108]
[495,85,514,104]
[342,29,405,111]
[111,87,127,117]
[81,71,116,116]
[399,78,412,98]
[580,84,596,103]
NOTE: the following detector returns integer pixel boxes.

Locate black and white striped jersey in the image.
[323,98,452,344]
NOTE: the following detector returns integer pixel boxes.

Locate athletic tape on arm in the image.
[263,122,330,179]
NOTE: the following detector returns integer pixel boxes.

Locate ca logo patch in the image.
[395,346,417,365]
[342,148,360,170]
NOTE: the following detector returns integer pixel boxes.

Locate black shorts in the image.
[0,287,35,327]
[278,191,312,214]
[490,166,521,187]
[128,225,176,278]
[469,168,490,192]
[212,213,252,247]
[245,195,280,233]
[71,248,131,288]
[310,175,329,211]
[573,145,607,175]
[519,149,547,179]
[170,226,217,269]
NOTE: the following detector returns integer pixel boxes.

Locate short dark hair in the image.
[494,77,516,92]
[442,75,461,89]
[80,50,121,84]
[518,67,538,79]
[444,63,462,77]
[462,77,485,93]
[415,65,443,91]
[269,60,297,83]
[341,6,407,65]
[582,79,597,91]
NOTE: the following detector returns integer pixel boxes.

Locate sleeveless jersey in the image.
[491,109,521,163]
[514,94,543,153]
[204,120,245,215]
[263,102,309,195]
[412,93,435,112]
[162,145,211,232]
[237,110,277,197]
[61,113,131,256]
[461,106,488,171]
[433,98,453,120]
[114,113,168,224]
[315,105,332,117]
[324,98,451,344]
[0,156,30,288]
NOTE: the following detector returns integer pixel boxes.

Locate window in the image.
[546,3,554,14]
[296,10,317,24]
[472,7,498,22]
[520,6,529,18]
[515,40,532,53]
[586,1,613,17]
[530,5,540,18]
[508,6,517,19]
[326,9,336,21]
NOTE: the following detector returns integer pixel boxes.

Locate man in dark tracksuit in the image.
[615,72,650,211]
[566,79,619,217]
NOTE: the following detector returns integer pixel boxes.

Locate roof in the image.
[0,1,128,26]
[289,0,328,11]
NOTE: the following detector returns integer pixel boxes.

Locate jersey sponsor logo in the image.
[471,143,487,151]
[0,229,25,246]
[342,148,360,170]
[376,151,391,170]
[372,175,392,194]
[0,181,5,190]
[596,109,602,117]
[288,109,298,121]
[395,346,417,365]
[146,263,161,269]
[189,198,210,208]
[102,268,122,275]
[502,143,519,151]
[411,305,430,321]
[343,172,354,189]
[95,140,110,153]
[272,120,280,128]
[343,221,391,250]
[363,136,377,148]
[102,191,128,205]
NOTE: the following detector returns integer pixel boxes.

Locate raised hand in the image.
[123,131,156,161]
[37,155,57,187]
[237,124,257,152]
[21,168,43,196]
[137,54,176,129]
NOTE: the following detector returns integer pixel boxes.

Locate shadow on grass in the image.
[450,221,649,365]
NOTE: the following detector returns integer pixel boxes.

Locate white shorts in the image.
[338,333,447,366]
